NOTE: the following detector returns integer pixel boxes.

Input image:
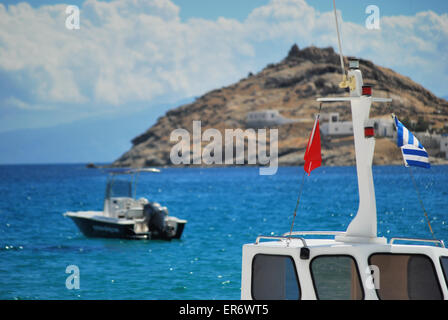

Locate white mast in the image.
[317,0,392,243]
[318,64,391,243]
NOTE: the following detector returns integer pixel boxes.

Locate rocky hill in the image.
[113,45,448,168]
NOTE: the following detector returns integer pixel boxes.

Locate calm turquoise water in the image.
[0,164,447,300]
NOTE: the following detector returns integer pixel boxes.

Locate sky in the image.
[0,0,448,163]
[3,0,448,22]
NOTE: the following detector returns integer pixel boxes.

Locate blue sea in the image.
[0,164,447,300]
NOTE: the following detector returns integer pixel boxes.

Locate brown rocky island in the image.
[112,45,448,168]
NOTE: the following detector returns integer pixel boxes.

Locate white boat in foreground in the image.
[64,168,187,241]
[240,59,448,300]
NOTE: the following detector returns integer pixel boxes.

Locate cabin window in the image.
[369,253,442,300]
[310,255,363,300]
[440,257,448,289]
[251,254,300,300]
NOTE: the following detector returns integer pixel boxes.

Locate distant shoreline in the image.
[1,162,447,168]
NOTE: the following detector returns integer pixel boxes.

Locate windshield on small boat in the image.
[105,178,133,199]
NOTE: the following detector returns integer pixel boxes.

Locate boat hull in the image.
[66,214,187,241]
[68,215,136,239]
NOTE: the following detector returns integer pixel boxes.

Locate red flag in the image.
[304,117,322,175]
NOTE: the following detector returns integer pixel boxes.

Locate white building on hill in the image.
[320,112,394,137]
[246,110,298,128]
[320,113,353,136]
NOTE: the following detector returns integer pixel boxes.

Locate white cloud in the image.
[0,0,447,129]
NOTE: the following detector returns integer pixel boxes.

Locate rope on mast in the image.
[391,113,437,240]
[408,167,436,240]
[289,104,323,237]
[289,171,306,237]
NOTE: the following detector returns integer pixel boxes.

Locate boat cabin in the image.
[240,59,448,300]
[241,233,448,300]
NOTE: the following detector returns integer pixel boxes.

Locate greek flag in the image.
[394,115,430,169]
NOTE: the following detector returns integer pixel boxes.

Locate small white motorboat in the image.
[64,168,187,240]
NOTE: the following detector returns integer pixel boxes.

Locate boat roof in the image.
[250,231,447,252]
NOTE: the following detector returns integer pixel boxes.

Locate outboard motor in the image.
[143,202,168,237]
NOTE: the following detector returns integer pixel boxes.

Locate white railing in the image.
[255,231,345,247]
[283,231,345,237]
[255,235,307,247]
[389,237,445,248]
[256,232,445,248]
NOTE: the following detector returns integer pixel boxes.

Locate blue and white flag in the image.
[394,115,430,169]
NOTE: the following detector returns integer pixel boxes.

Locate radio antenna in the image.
[333,0,346,77]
